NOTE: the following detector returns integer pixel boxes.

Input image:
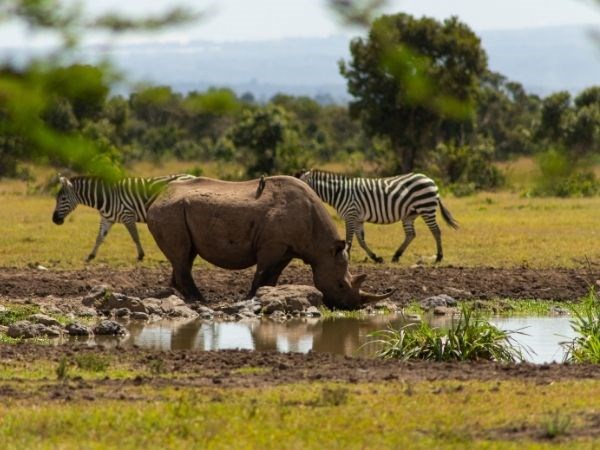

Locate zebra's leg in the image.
[124,220,145,261]
[87,217,113,261]
[392,215,417,263]
[422,213,443,262]
[356,223,383,263]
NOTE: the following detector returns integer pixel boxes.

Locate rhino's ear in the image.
[331,239,346,257]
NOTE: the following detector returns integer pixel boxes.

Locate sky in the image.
[2,0,600,47]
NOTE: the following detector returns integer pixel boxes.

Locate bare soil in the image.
[1,264,598,305]
[1,264,600,399]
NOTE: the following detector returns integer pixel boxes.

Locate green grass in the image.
[2,173,600,268]
[562,290,600,363]
[2,379,600,448]
[368,306,527,362]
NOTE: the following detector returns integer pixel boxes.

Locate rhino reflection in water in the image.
[147,176,394,310]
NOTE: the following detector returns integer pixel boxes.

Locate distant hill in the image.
[4,25,600,102]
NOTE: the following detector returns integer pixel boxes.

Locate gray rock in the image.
[131,311,150,321]
[420,294,457,311]
[82,285,112,306]
[0,325,8,334]
[433,306,458,316]
[269,310,287,321]
[7,320,61,338]
[114,308,131,318]
[28,313,62,327]
[256,285,323,309]
[445,287,473,300]
[66,322,93,336]
[304,306,322,317]
[93,320,127,336]
[76,307,97,318]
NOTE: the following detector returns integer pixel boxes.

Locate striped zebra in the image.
[297,170,458,263]
[52,174,195,261]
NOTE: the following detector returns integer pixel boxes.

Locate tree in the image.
[229,106,305,177]
[340,13,488,172]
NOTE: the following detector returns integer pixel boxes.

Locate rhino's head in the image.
[313,240,395,310]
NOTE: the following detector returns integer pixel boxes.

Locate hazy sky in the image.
[3,0,600,46]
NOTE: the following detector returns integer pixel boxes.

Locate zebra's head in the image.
[52,175,78,225]
[294,169,311,184]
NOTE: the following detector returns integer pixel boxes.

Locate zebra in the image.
[52,174,195,261]
[297,169,458,263]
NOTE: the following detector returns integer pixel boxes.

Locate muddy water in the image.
[93,314,576,364]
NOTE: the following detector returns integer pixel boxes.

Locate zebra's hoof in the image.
[373,256,384,264]
[435,255,443,263]
[391,256,399,263]
[86,254,95,262]
[137,254,145,262]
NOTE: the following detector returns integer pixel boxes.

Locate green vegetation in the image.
[2,375,600,448]
[368,306,526,362]
[0,304,41,326]
[2,182,600,268]
[562,290,600,363]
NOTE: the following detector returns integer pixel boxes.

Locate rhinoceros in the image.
[147,175,394,310]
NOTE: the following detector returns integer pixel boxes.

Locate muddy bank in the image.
[0,265,597,305]
[1,344,600,401]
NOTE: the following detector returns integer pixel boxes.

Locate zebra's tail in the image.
[438,198,459,229]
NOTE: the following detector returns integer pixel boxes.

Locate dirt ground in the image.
[1,264,600,393]
[2,344,600,402]
[1,264,598,305]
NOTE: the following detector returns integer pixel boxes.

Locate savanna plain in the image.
[2,160,600,449]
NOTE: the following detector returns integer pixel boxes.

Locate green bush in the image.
[431,141,504,192]
[561,290,600,364]
[368,305,526,362]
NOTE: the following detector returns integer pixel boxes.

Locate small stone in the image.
[82,285,112,307]
[269,310,287,321]
[420,294,456,311]
[114,308,131,318]
[433,306,457,316]
[304,306,321,317]
[256,285,323,308]
[66,322,93,336]
[131,312,149,321]
[93,320,127,336]
[28,313,62,327]
[7,320,59,338]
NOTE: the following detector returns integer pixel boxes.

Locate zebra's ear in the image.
[59,175,72,188]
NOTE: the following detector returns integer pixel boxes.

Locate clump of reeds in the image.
[368,305,526,362]
[562,289,600,364]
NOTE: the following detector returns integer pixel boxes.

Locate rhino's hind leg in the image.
[248,246,292,297]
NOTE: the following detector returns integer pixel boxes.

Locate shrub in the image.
[531,148,600,197]
[561,290,600,363]
[368,305,526,362]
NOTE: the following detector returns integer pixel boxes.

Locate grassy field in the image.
[1,358,600,448]
[1,160,600,268]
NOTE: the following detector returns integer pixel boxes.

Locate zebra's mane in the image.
[310,169,414,180]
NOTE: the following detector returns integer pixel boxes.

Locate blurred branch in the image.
[92,6,201,34]
[327,0,388,28]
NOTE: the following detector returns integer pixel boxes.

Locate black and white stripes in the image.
[298,170,458,263]
[52,174,194,261]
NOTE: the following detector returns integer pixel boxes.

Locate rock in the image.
[131,311,149,321]
[256,285,323,309]
[82,285,112,307]
[215,299,258,315]
[261,299,285,315]
[7,320,61,338]
[28,313,62,327]
[304,306,322,317]
[445,287,473,300]
[76,307,97,318]
[420,294,457,311]
[93,320,127,336]
[373,300,399,312]
[66,322,93,336]
[142,298,164,315]
[433,306,458,316]
[0,325,8,334]
[551,306,568,315]
[114,308,131,318]
[269,310,287,321]
[83,286,147,314]
[0,305,6,313]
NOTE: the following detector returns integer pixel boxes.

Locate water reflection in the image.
[92,314,577,364]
